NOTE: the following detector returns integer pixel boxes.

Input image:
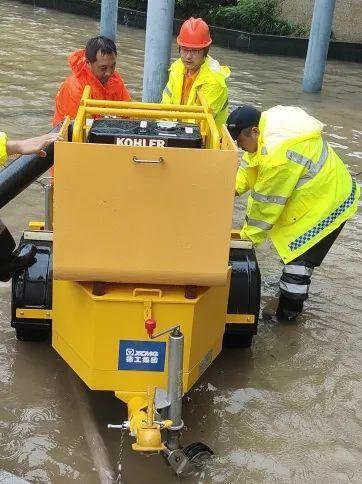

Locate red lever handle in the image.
[145,319,156,338]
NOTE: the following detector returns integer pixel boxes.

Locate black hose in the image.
[0,125,61,210]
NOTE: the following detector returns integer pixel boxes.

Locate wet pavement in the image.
[0,1,361,482]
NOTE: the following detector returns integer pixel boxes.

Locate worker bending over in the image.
[162,17,230,130]
[227,105,359,323]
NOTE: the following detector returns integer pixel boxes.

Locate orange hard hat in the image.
[177,17,212,49]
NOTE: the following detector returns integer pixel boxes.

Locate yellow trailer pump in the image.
[9,88,261,473]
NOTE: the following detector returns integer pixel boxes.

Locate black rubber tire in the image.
[183,442,214,467]
[15,327,49,342]
[223,332,253,348]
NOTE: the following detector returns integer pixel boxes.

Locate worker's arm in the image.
[2,132,62,162]
[201,83,228,121]
[239,161,305,245]
[235,164,258,196]
[161,78,173,104]
[53,79,83,126]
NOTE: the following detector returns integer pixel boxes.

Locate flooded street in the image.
[0,1,361,482]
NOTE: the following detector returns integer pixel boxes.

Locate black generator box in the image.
[88,119,202,149]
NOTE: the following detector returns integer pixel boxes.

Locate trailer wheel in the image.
[15,327,49,342]
[223,332,253,348]
[183,442,214,467]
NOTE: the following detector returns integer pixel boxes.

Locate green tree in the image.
[211,0,307,36]
[119,0,307,37]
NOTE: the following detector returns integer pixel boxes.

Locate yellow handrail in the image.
[84,99,206,113]
[84,107,209,119]
[80,85,92,104]
[72,86,221,148]
[197,90,211,113]
[72,106,86,143]
[58,116,70,140]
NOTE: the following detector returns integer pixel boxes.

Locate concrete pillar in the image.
[142,0,175,102]
[100,0,118,42]
[303,0,336,92]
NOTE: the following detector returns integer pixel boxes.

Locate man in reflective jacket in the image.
[0,131,61,281]
[53,36,131,125]
[161,17,230,130]
[227,105,360,322]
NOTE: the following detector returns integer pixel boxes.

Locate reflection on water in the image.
[0,1,361,482]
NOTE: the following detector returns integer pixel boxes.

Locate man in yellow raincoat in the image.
[0,131,60,281]
[227,105,360,322]
[161,17,230,130]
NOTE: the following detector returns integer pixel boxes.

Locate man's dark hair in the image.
[240,126,254,137]
[85,36,117,63]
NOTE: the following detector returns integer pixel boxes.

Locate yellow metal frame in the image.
[72,86,221,149]
[52,275,231,397]
[59,115,70,140]
[226,313,255,324]
[128,386,172,452]
[28,221,45,231]
[16,308,52,319]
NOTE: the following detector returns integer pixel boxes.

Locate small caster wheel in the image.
[183,442,214,467]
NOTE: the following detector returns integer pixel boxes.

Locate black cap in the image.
[227,105,261,140]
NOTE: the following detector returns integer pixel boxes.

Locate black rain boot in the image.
[0,225,16,261]
[262,294,303,324]
[0,226,37,282]
[262,305,299,324]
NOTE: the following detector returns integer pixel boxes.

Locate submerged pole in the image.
[100,0,119,42]
[303,0,336,93]
[142,0,175,102]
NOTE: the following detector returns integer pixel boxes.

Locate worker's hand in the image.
[6,132,63,157]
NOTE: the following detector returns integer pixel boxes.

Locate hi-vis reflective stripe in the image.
[280,280,309,294]
[286,151,312,168]
[245,215,273,230]
[0,219,5,233]
[286,138,329,188]
[163,85,172,97]
[283,265,314,276]
[296,139,329,188]
[251,190,288,205]
[261,146,268,155]
[289,180,357,251]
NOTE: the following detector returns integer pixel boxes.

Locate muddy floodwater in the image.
[0,1,361,483]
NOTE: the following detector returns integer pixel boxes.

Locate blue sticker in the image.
[118,340,166,372]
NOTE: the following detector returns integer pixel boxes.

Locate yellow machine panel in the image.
[52,273,230,400]
[53,141,237,286]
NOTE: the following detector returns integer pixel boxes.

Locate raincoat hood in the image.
[261,105,324,151]
[244,106,325,167]
[52,49,131,126]
[68,49,88,78]
[198,56,230,86]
